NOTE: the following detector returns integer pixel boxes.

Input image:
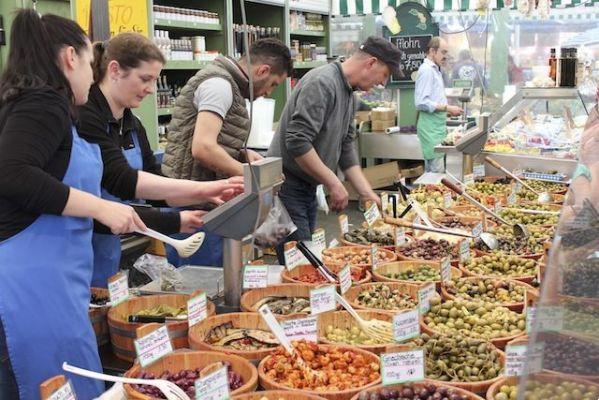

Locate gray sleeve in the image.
[339,97,359,170]
[285,79,332,158]
[193,77,233,118]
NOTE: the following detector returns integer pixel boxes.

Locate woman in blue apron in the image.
[78,33,245,287]
[0,11,147,399]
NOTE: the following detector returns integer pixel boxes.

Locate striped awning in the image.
[333,0,599,16]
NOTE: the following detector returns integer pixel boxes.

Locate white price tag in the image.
[311,229,327,258]
[339,215,349,234]
[394,227,406,247]
[472,222,483,238]
[134,325,173,368]
[194,366,231,400]
[526,306,564,333]
[338,264,352,295]
[310,285,337,315]
[381,192,389,216]
[371,245,379,270]
[459,240,470,263]
[443,192,453,208]
[507,192,517,205]
[393,309,420,342]
[329,239,340,248]
[282,316,318,343]
[418,283,437,314]
[440,256,452,283]
[381,349,425,385]
[364,203,382,226]
[284,245,304,271]
[108,272,129,306]
[505,343,544,376]
[188,292,208,328]
[463,174,475,186]
[242,265,268,289]
[48,380,77,400]
[473,164,485,177]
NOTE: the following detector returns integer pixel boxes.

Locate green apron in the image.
[417,111,447,160]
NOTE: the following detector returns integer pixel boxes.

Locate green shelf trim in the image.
[157,108,173,116]
[164,60,211,70]
[154,18,222,31]
[290,29,326,37]
[293,60,327,69]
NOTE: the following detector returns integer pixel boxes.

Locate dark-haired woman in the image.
[0,10,146,399]
[78,32,244,287]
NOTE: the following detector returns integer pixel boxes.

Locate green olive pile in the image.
[564,301,599,336]
[499,208,559,226]
[409,332,503,382]
[470,181,510,196]
[443,278,527,305]
[474,236,545,256]
[354,284,418,311]
[516,190,539,202]
[509,203,560,212]
[424,298,526,340]
[462,254,538,279]
[324,323,392,345]
[411,185,449,207]
[398,239,457,261]
[495,380,599,400]
[381,264,441,282]
[525,180,568,193]
[490,225,554,242]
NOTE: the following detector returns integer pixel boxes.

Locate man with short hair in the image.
[415,36,463,173]
[452,49,486,89]
[162,38,292,181]
[162,38,291,266]
[268,36,402,263]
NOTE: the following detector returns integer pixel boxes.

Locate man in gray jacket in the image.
[268,36,402,261]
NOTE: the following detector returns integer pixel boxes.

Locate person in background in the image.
[161,38,292,267]
[451,49,486,89]
[0,10,145,399]
[507,54,524,85]
[78,33,243,287]
[415,37,464,173]
[268,36,399,264]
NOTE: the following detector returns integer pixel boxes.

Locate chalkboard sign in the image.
[389,34,432,83]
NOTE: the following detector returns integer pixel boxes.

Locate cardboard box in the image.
[343,161,401,200]
[371,119,396,131]
[355,111,371,123]
[371,107,396,121]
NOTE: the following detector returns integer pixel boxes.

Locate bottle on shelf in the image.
[549,48,557,85]
[153,5,219,24]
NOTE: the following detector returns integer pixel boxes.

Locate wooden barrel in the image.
[233,391,327,400]
[343,282,421,314]
[281,264,371,287]
[124,350,258,399]
[352,380,485,400]
[107,294,215,362]
[89,287,110,346]
[372,260,462,291]
[258,344,381,400]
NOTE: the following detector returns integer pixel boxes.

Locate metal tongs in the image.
[296,241,338,283]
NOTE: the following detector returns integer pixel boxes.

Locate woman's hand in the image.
[179,210,207,233]
[198,176,245,205]
[95,200,146,235]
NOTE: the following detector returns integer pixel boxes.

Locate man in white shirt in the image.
[415,37,463,173]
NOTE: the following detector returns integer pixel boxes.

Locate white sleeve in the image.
[193,77,234,118]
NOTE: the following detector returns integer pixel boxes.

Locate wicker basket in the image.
[281,264,372,287]
[317,310,394,354]
[107,294,215,362]
[440,277,537,312]
[124,350,258,398]
[258,344,381,400]
[343,282,421,314]
[373,260,462,291]
[351,380,486,400]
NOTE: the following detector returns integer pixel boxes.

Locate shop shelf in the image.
[164,60,211,70]
[293,60,327,69]
[290,29,326,37]
[154,18,222,31]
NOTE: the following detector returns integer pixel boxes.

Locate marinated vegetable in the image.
[541,334,599,375]
[90,293,109,306]
[324,322,393,345]
[354,284,417,311]
[462,254,538,279]
[289,267,366,284]
[263,340,380,391]
[252,296,311,315]
[397,239,457,261]
[323,247,394,265]
[344,227,395,246]
[495,380,598,400]
[474,236,546,256]
[206,322,278,351]
[499,208,559,226]
[358,382,472,400]
[443,278,527,305]
[136,305,186,317]
[380,264,441,282]
[424,298,526,340]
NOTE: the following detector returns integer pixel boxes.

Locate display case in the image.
[518,105,599,399]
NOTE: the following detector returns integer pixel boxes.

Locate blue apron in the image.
[0,126,104,400]
[91,130,143,288]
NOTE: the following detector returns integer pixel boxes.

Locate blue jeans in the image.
[166,228,223,267]
[0,320,18,399]
[276,177,318,265]
[425,157,445,173]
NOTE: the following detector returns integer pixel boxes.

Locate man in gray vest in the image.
[162,38,292,182]
[161,38,291,266]
[268,36,402,264]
